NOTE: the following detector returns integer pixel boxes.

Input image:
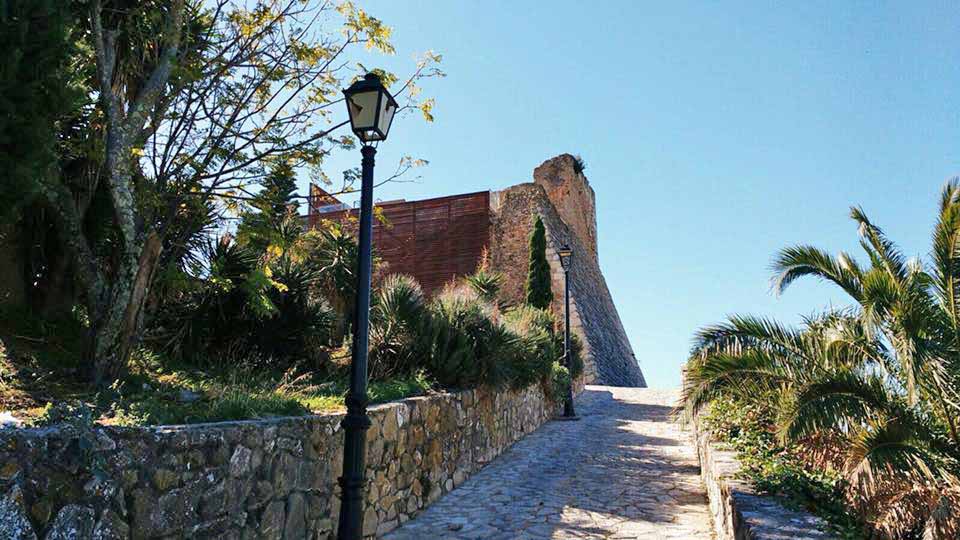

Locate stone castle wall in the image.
[489,162,646,387]
[0,385,557,539]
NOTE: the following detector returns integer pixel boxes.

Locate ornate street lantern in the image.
[337,72,397,540]
[343,73,398,143]
[558,245,573,270]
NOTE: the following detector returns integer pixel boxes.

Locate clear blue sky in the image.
[308,1,960,388]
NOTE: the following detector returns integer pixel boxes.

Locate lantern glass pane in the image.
[347,90,379,130]
[377,98,396,137]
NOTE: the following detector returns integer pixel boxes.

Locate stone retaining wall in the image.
[0,385,558,539]
[692,417,834,539]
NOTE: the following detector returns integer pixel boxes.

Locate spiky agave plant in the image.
[465,250,505,304]
[684,180,960,538]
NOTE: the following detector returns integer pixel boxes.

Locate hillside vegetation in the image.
[683,180,960,538]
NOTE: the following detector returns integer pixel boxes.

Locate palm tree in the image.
[302,222,360,344]
[683,180,960,538]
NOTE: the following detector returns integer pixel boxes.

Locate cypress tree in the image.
[525,215,553,309]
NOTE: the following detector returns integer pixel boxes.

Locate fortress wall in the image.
[489,176,646,388]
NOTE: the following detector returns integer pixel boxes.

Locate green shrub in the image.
[369,274,430,379]
[702,393,865,539]
[465,255,504,303]
[556,329,584,379]
[366,371,435,403]
[546,361,570,403]
[30,400,96,428]
[425,285,500,388]
[149,240,334,370]
[572,155,587,174]
[427,286,492,388]
[252,257,336,363]
[0,0,84,222]
[301,222,361,342]
[502,305,557,389]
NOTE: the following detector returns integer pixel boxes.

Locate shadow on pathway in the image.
[383,386,715,540]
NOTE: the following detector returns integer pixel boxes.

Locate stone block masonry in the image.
[0,384,558,539]
[490,156,646,387]
[531,155,599,261]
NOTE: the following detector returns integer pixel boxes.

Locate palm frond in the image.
[860,267,899,332]
[771,245,864,301]
[682,348,792,418]
[851,205,908,283]
[845,414,959,515]
[807,311,889,371]
[779,370,891,442]
[693,314,809,361]
[932,178,960,335]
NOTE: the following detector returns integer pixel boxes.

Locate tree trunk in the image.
[87,234,162,385]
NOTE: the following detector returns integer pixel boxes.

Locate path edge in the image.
[692,415,837,539]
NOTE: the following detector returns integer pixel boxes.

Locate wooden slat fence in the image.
[306,190,491,295]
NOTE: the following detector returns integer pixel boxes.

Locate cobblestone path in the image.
[384,386,714,539]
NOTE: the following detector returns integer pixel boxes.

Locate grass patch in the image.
[0,305,90,416]
[102,357,436,426]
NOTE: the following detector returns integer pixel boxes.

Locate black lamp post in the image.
[557,245,576,418]
[337,73,398,540]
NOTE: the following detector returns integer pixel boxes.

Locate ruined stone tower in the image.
[489,154,646,387]
[532,155,598,260]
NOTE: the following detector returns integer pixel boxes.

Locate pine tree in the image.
[236,160,302,254]
[525,215,552,309]
[257,160,300,218]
